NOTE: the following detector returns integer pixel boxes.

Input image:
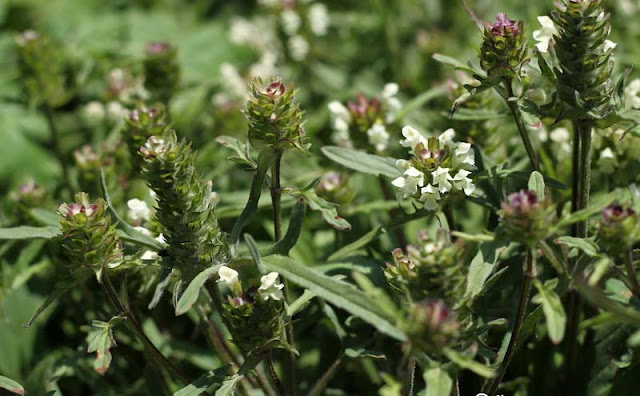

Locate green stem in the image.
[266,352,288,396]
[624,247,640,296]
[270,151,283,241]
[308,357,342,396]
[486,248,535,395]
[577,121,592,238]
[102,268,189,385]
[504,80,540,172]
[44,106,72,194]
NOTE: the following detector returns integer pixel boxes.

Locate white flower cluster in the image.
[624,79,640,110]
[217,266,284,302]
[391,126,475,211]
[327,83,402,153]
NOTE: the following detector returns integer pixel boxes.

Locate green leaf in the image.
[328,226,386,261]
[261,255,406,341]
[443,348,495,378]
[344,348,385,359]
[214,375,244,396]
[528,171,545,200]
[532,279,567,344]
[148,263,174,310]
[215,136,255,168]
[244,234,265,274]
[465,241,507,299]
[506,170,567,190]
[230,150,276,244]
[0,375,25,395]
[0,226,60,240]
[86,316,123,375]
[628,330,640,347]
[287,289,316,317]
[423,367,453,396]
[286,179,351,231]
[175,265,222,316]
[554,236,601,257]
[432,53,479,75]
[555,191,617,229]
[173,365,231,396]
[321,146,400,178]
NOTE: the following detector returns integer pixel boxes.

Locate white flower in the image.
[438,128,456,147]
[127,199,150,222]
[106,101,127,121]
[624,79,640,109]
[395,159,410,170]
[599,147,617,174]
[331,127,352,148]
[281,9,301,36]
[603,39,617,52]
[550,127,570,143]
[385,97,402,123]
[453,142,476,169]
[308,3,329,36]
[367,123,390,152]
[431,167,453,193]
[382,83,399,98]
[328,101,351,121]
[391,166,424,199]
[258,272,285,301]
[134,226,152,236]
[452,169,475,196]
[419,184,441,211]
[288,35,309,61]
[140,234,165,261]
[533,16,558,53]
[400,125,428,154]
[84,101,105,121]
[218,266,240,286]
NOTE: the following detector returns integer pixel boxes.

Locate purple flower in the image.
[487,13,520,36]
[502,190,538,216]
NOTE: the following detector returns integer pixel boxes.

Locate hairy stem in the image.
[486,248,535,395]
[271,151,283,241]
[308,357,342,396]
[504,80,540,172]
[266,352,288,396]
[102,268,189,385]
[625,248,640,296]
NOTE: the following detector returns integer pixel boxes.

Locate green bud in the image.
[479,13,528,78]
[552,0,615,120]
[245,77,309,153]
[140,130,229,281]
[58,193,122,275]
[14,30,69,108]
[385,229,466,303]
[143,42,181,104]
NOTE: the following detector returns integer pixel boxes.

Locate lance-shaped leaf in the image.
[173,365,231,396]
[175,264,223,316]
[528,171,545,200]
[0,376,25,395]
[285,179,351,231]
[0,226,60,240]
[321,146,400,178]
[555,236,601,257]
[260,199,306,256]
[423,367,453,396]
[261,255,405,341]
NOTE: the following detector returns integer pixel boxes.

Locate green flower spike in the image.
[140,130,229,289]
[143,42,181,105]
[123,106,171,172]
[479,13,528,78]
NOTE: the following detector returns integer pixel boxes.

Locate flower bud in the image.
[123,106,171,171]
[143,42,181,104]
[404,299,459,353]
[479,13,528,78]
[499,190,555,246]
[58,193,122,275]
[597,204,640,255]
[14,30,69,108]
[245,77,309,152]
